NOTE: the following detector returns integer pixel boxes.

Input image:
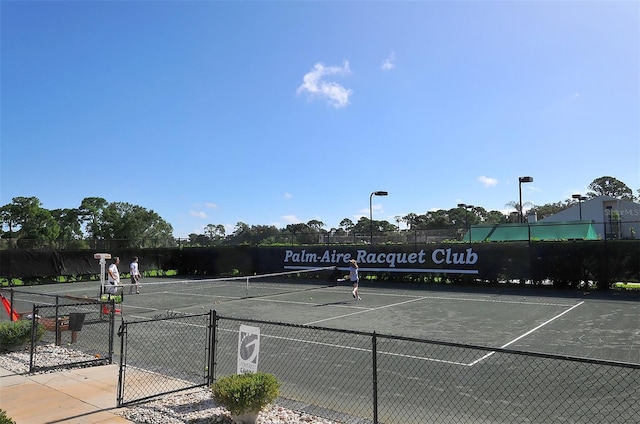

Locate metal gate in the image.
[116,311,214,406]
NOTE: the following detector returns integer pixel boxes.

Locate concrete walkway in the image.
[0,364,133,423]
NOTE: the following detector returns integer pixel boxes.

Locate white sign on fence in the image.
[237,325,260,374]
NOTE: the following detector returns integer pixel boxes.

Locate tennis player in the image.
[107,257,121,295]
[349,259,361,300]
[129,256,141,294]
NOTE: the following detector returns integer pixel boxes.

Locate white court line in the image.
[220,327,471,366]
[165,290,239,299]
[253,298,369,309]
[125,300,587,368]
[304,297,427,326]
[468,301,585,366]
[115,288,587,367]
[252,289,575,308]
[345,291,575,307]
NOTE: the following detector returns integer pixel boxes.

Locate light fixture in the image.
[572,194,587,220]
[518,176,534,223]
[370,191,388,245]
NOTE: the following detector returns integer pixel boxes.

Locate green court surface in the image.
[3,275,639,364]
[4,275,639,423]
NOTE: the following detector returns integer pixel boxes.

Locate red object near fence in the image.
[1,294,19,321]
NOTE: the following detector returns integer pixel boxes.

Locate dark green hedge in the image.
[1,241,638,291]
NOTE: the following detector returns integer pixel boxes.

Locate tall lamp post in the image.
[370,191,388,245]
[518,176,534,223]
[457,203,474,242]
[572,194,587,220]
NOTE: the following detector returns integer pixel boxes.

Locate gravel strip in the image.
[1,345,341,424]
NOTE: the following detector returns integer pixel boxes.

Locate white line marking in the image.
[255,330,470,366]
[304,297,427,325]
[469,301,585,365]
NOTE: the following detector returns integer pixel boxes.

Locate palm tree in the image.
[505,200,534,221]
[394,215,403,231]
[402,213,418,230]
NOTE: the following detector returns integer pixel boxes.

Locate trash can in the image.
[69,313,86,332]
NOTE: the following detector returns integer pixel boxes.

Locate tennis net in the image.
[128,266,341,299]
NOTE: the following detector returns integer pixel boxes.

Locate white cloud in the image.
[190,210,207,219]
[282,215,301,224]
[382,52,396,71]
[284,192,293,200]
[204,202,218,209]
[297,61,352,108]
[478,176,498,187]
[359,203,385,217]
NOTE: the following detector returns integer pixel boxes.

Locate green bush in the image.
[0,320,45,352]
[0,408,16,424]
[211,372,280,416]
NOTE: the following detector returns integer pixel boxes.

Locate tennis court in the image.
[4,272,639,422]
[5,271,639,363]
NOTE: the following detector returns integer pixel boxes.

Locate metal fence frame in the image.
[116,310,640,423]
[116,311,215,406]
[0,288,117,372]
[29,301,116,372]
[6,219,638,250]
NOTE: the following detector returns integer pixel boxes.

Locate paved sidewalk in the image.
[0,364,133,424]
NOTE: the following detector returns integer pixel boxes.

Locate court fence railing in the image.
[6,219,638,250]
[28,302,116,372]
[116,310,640,423]
[0,287,117,373]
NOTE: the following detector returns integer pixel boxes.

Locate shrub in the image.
[0,320,45,352]
[0,409,16,424]
[211,372,280,416]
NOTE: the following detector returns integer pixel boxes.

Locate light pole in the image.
[518,176,533,223]
[370,191,388,245]
[606,205,613,240]
[572,194,587,220]
[457,203,474,242]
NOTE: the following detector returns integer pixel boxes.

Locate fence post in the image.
[54,296,61,345]
[108,300,115,363]
[117,320,127,407]
[208,309,217,385]
[29,304,37,373]
[372,331,378,424]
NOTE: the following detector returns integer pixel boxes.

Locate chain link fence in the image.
[372,336,639,423]
[0,287,116,372]
[4,219,639,250]
[116,311,640,422]
[117,312,214,405]
[28,301,115,372]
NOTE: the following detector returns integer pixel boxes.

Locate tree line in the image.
[0,197,173,249]
[1,176,637,248]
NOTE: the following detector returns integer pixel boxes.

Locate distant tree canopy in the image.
[1,196,173,248]
[0,176,637,247]
[529,200,574,220]
[587,176,634,201]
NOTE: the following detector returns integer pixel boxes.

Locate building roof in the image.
[462,221,598,242]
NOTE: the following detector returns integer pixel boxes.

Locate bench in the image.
[39,314,84,345]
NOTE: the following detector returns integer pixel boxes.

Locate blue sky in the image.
[2,1,638,238]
